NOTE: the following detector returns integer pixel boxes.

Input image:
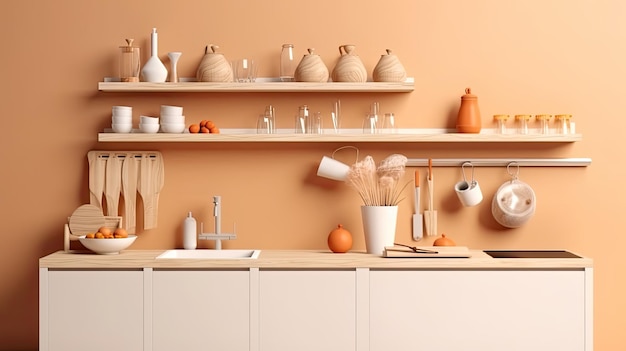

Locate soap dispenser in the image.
[183,212,197,249]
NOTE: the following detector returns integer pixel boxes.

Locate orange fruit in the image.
[98,226,112,236]
[209,127,220,134]
[200,126,210,133]
[189,124,200,133]
[200,120,208,128]
[205,120,215,129]
[114,228,128,238]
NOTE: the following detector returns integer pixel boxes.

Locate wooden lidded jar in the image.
[372,49,407,82]
[196,45,233,82]
[294,48,329,82]
[331,45,367,83]
[456,88,482,133]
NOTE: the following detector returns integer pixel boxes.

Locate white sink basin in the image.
[156,249,261,259]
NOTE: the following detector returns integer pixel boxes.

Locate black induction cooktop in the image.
[483,250,582,259]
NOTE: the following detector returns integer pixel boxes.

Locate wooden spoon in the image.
[87,151,106,209]
[104,154,123,216]
[121,153,141,233]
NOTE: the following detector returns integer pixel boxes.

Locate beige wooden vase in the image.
[196,45,233,82]
[331,45,367,82]
[294,48,329,82]
[373,49,407,82]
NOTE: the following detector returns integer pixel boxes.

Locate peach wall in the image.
[1,0,624,349]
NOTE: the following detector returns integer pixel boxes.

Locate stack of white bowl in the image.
[111,106,133,133]
[139,115,160,133]
[160,105,186,133]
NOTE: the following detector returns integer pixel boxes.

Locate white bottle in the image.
[183,211,197,249]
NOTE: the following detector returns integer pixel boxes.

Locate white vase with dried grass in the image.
[346,154,409,255]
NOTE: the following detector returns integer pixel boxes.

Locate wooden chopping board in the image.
[68,204,105,236]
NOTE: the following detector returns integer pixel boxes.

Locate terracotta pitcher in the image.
[196,45,233,82]
[294,48,329,82]
[456,88,482,133]
[331,45,367,82]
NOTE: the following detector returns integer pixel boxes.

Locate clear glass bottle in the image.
[280,44,296,82]
[493,115,509,134]
[264,105,276,133]
[515,114,531,134]
[535,114,551,134]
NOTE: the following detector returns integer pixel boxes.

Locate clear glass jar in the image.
[280,44,296,82]
[295,105,309,133]
[555,114,572,134]
[119,39,140,82]
[493,115,509,134]
[515,115,532,134]
[535,114,551,134]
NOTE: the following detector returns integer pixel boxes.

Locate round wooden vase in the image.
[456,88,482,133]
[294,48,329,82]
[331,45,367,82]
[372,49,406,82]
[196,45,233,82]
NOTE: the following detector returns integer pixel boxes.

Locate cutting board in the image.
[68,204,105,236]
[383,246,471,258]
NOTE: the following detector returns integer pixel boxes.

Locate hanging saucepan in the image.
[491,162,536,228]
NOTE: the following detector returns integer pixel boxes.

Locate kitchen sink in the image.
[483,250,581,259]
[156,249,261,259]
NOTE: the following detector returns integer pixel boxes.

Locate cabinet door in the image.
[369,270,586,351]
[259,270,356,351]
[152,270,250,351]
[46,269,144,351]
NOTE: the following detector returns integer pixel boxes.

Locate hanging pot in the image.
[491,165,536,228]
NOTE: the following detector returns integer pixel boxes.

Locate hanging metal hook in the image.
[461,162,475,185]
[507,161,520,180]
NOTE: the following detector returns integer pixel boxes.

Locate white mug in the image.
[317,156,350,181]
[455,180,483,207]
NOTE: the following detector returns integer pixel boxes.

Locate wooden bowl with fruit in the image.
[78,226,137,254]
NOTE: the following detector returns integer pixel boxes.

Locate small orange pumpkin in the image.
[433,233,456,246]
[327,224,353,253]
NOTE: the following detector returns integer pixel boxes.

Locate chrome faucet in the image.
[198,195,236,249]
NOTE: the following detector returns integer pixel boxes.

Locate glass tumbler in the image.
[280,44,296,82]
[310,112,323,134]
[295,105,309,133]
[381,113,397,134]
[515,115,531,134]
[535,114,551,134]
[493,115,509,134]
[257,114,272,134]
[363,114,378,134]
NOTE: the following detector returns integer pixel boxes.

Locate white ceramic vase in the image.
[168,52,182,83]
[361,205,398,255]
[140,28,168,83]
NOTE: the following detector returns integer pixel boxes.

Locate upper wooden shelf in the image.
[97,129,582,143]
[97,78,415,93]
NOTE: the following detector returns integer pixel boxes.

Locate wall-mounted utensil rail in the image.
[406,158,591,167]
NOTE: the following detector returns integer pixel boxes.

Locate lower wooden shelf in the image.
[97,129,582,143]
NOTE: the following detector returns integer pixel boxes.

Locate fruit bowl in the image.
[78,235,137,254]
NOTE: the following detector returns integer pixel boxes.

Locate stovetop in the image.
[483,250,581,259]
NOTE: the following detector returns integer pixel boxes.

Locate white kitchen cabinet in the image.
[258,270,357,351]
[41,269,144,351]
[151,269,250,351]
[369,269,587,351]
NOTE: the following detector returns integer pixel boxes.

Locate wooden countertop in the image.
[39,249,593,269]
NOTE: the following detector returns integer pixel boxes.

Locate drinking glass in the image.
[257,114,272,134]
[234,59,256,82]
[331,100,341,133]
[381,113,397,134]
[362,114,378,134]
[311,112,323,134]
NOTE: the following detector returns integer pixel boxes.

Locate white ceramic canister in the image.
[183,211,197,249]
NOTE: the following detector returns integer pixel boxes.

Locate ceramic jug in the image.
[196,45,233,82]
[294,48,329,82]
[372,49,406,82]
[331,45,367,83]
[456,88,482,133]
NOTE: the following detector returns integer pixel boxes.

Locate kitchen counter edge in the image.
[39,250,593,269]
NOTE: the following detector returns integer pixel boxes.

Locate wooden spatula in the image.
[104,154,123,216]
[122,153,141,234]
[87,151,106,209]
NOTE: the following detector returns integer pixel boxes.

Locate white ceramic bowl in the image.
[79,235,137,254]
[112,116,133,124]
[160,122,186,133]
[112,123,133,133]
[112,106,132,117]
[161,105,183,115]
[140,115,159,124]
[160,114,185,124]
[139,123,160,133]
